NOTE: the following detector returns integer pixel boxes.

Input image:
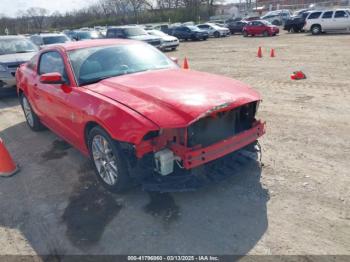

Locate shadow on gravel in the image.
[41,139,72,162]
[0,121,269,256]
[62,162,123,250]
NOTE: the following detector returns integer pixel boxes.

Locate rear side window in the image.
[308,12,322,19]
[322,11,333,19]
[335,11,347,18]
[106,30,115,38]
[107,29,125,38]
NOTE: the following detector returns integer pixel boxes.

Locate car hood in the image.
[161,35,178,41]
[85,69,261,128]
[128,35,160,41]
[0,52,36,64]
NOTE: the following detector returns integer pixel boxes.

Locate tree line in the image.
[0,0,228,35]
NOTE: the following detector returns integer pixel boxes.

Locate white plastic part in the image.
[154,149,175,176]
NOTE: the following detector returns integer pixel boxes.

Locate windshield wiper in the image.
[80,73,126,86]
[80,76,111,86]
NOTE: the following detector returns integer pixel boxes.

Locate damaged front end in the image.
[134,100,265,179]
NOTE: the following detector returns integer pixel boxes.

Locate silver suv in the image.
[0,36,38,96]
[304,9,350,35]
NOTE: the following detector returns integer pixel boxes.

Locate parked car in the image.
[304,9,350,35]
[243,20,280,37]
[171,26,209,41]
[197,23,230,37]
[106,26,162,48]
[146,29,179,51]
[0,36,38,96]
[261,9,292,25]
[227,20,248,34]
[284,11,311,32]
[30,33,71,48]
[15,39,265,192]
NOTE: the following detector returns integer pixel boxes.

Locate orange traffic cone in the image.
[257,47,262,58]
[270,48,275,58]
[0,138,19,177]
[183,57,189,69]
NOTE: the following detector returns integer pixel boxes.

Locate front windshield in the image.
[43,36,70,45]
[69,44,178,86]
[0,38,38,55]
[78,32,92,40]
[261,20,272,25]
[125,28,148,37]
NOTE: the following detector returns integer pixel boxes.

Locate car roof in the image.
[0,35,26,39]
[42,39,142,51]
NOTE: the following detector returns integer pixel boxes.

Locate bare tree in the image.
[25,7,49,33]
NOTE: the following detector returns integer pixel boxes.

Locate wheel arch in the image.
[311,24,322,31]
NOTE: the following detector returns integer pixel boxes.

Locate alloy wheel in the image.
[91,135,119,186]
[22,96,34,127]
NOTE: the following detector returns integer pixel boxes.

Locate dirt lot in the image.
[0,31,349,257]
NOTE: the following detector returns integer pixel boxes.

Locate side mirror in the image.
[40,72,65,85]
[170,57,178,64]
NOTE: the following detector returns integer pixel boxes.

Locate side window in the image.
[115,29,125,38]
[308,12,322,19]
[106,30,115,38]
[322,11,333,19]
[335,11,347,18]
[39,51,68,83]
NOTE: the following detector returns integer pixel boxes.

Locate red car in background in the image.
[243,20,280,37]
[16,39,265,192]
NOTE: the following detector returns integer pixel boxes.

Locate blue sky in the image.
[0,0,95,17]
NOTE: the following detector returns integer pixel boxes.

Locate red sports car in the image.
[243,20,280,37]
[16,39,265,192]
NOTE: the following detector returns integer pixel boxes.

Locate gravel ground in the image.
[0,30,349,257]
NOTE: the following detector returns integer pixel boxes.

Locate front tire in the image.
[88,126,131,193]
[214,31,220,38]
[20,93,44,131]
[263,31,269,37]
[311,25,321,35]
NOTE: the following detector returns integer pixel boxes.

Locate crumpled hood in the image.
[0,52,36,64]
[85,68,261,128]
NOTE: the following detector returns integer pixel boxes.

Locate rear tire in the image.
[311,25,321,35]
[87,126,132,193]
[263,31,269,37]
[214,31,220,38]
[243,31,248,37]
[20,93,44,131]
